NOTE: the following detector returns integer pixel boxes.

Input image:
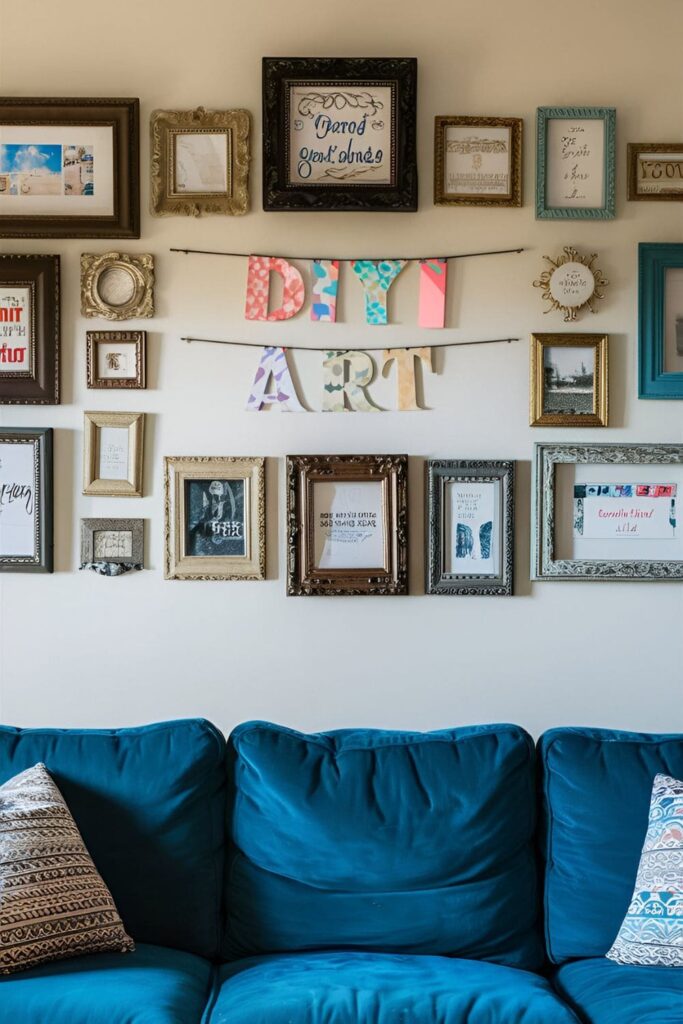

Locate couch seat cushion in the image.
[206,952,579,1024]
[0,942,212,1024]
[554,957,683,1024]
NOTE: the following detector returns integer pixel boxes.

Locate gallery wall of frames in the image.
[1,0,682,733]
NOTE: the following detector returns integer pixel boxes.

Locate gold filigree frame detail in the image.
[530,333,608,428]
[433,115,522,207]
[150,107,250,217]
[533,246,608,322]
[81,252,154,320]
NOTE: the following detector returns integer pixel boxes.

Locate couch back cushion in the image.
[224,721,543,969]
[539,727,683,964]
[0,719,226,959]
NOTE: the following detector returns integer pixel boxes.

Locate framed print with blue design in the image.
[638,243,683,399]
[536,107,616,219]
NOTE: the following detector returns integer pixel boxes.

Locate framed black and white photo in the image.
[0,426,52,573]
[530,333,608,427]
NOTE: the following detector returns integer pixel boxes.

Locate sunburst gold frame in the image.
[434,115,522,207]
[533,246,608,322]
[530,333,608,428]
[81,252,154,320]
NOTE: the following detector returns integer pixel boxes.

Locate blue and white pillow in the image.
[607,772,683,966]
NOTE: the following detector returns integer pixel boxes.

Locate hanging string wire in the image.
[170,246,525,262]
[181,336,520,352]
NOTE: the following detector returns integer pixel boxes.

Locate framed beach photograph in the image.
[150,107,250,216]
[287,454,408,596]
[532,442,683,581]
[164,456,265,581]
[0,254,60,404]
[0,427,52,573]
[536,107,616,219]
[86,330,145,389]
[80,518,143,575]
[628,144,683,200]
[426,460,514,596]
[262,57,417,211]
[530,333,608,427]
[83,411,144,497]
[638,243,683,398]
[0,97,139,238]
[434,116,522,206]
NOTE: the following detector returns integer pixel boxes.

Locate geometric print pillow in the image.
[0,763,134,974]
[606,773,683,967]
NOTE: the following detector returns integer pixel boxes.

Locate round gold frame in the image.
[80,251,154,321]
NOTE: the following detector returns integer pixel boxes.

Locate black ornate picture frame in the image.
[0,427,53,573]
[0,254,60,405]
[426,459,515,596]
[262,57,417,212]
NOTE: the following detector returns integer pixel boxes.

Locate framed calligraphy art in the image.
[638,243,683,399]
[628,144,683,201]
[434,116,522,207]
[80,518,144,576]
[262,57,418,212]
[83,411,144,497]
[0,254,59,404]
[536,107,616,219]
[0,427,53,573]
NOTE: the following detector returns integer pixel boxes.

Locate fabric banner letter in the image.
[310,260,340,323]
[382,348,435,410]
[246,346,306,411]
[351,259,407,325]
[322,350,381,412]
[245,256,305,322]
[418,258,448,329]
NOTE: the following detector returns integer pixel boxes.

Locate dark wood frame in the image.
[434,116,522,207]
[262,58,417,212]
[0,254,60,404]
[287,454,408,595]
[425,459,514,596]
[0,97,139,238]
[86,330,146,389]
[0,427,53,573]
[628,143,683,201]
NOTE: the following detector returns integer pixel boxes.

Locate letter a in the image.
[351,259,406,325]
[322,350,380,412]
[246,346,306,412]
[245,256,305,322]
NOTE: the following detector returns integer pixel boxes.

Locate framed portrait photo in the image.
[0,427,52,573]
[536,107,616,219]
[0,97,139,238]
[426,460,514,596]
[80,518,143,575]
[638,243,683,399]
[83,411,144,497]
[287,454,408,596]
[532,442,683,581]
[530,333,608,427]
[628,144,683,201]
[434,116,522,206]
[86,331,145,389]
[0,254,59,404]
[164,456,265,581]
[150,107,250,216]
[262,57,417,212]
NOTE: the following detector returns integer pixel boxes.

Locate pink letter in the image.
[418,258,448,329]
[245,256,305,322]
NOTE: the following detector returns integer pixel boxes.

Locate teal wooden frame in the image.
[536,107,616,219]
[639,243,683,399]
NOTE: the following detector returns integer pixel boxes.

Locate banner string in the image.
[181,336,520,352]
[170,246,525,262]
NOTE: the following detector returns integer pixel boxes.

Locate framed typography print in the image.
[426,460,514,596]
[262,57,417,211]
[530,333,608,427]
[0,97,139,238]
[287,454,408,595]
[536,107,616,219]
[628,144,683,201]
[164,456,265,580]
[83,411,144,497]
[0,254,59,404]
[638,243,683,398]
[86,331,145,389]
[80,518,143,575]
[0,427,52,573]
[532,443,683,581]
[434,116,522,207]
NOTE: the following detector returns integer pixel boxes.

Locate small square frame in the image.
[0,254,60,404]
[638,242,683,399]
[81,518,143,568]
[86,330,145,389]
[83,410,144,496]
[536,106,616,219]
[628,144,683,201]
[433,116,522,207]
[530,333,608,427]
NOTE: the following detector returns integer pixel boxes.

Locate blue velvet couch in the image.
[0,719,680,1024]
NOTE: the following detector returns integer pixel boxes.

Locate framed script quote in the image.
[83,411,144,497]
[262,58,418,211]
[536,107,616,219]
[0,427,53,573]
[434,116,522,207]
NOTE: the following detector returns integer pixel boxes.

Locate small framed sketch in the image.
[536,107,616,219]
[639,243,683,398]
[262,57,418,212]
[532,442,683,581]
[0,427,52,573]
[87,331,145,389]
[83,411,144,497]
[80,518,143,576]
[628,144,683,201]
[0,254,60,404]
[426,460,514,596]
[434,116,522,206]
[150,107,250,216]
[0,97,139,238]
[530,333,608,427]
[81,252,154,320]
[287,454,408,596]
[164,456,265,581]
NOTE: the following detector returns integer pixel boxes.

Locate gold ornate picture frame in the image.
[83,411,145,496]
[150,107,250,217]
[533,246,608,322]
[81,252,154,320]
[86,330,146,389]
[627,143,683,201]
[434,115,522,207]
[530,333,608,428]
[164,456,265,580]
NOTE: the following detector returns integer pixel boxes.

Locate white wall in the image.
[1,0,681,737]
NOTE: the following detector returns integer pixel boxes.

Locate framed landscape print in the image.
[628,144,683,200]
[164,456,265,580]
[262,57,418,211]
[434,116,522,206]
[80,518,143,575]
[426,460,514,596]
[86,331,145,389]
[0,427,52,573]
[83,411,144,497]
[531,442,683,581]
[530,333,608,427]
[150,107,250,216]
[0,97,139,238]
[638,243,683,398]
[287,454,408,596]
[536,107,616,219]
[0,254,59,404]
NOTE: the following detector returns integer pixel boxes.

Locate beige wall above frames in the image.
[0,0,682,737]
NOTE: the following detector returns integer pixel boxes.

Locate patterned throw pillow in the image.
[607,772,683,966]
[0,763,134,974]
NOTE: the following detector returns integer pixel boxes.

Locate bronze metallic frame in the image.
[434,115,522,207]
[86,330,146,389]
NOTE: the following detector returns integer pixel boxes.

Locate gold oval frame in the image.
[81,251,154,320]
[533,246,608,322]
